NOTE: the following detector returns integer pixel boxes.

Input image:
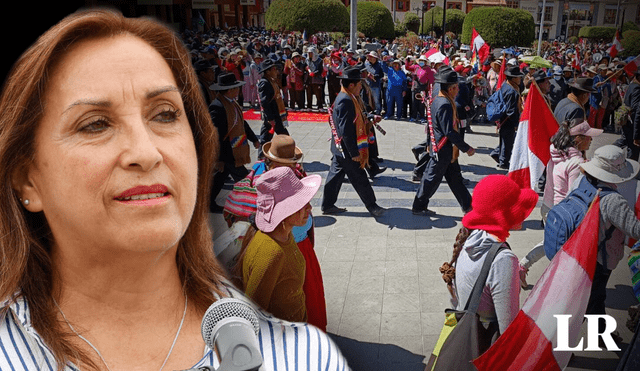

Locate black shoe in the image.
[466,127,474,133]
[322,206,347,215]
[366,203,385,217]
[369,166,387,179]
[373,157,384,163]
[412,175,422,182]
[497,163,509,170]
[210,203,224,213]
[490,153,500,163]
[412,208,435,216]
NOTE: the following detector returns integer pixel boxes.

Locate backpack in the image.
[544,176,616,262]
[485,88,508,122]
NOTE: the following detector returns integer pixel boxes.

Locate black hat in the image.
[209,72,246,91]
[257,59,278,74]
[338,66,365,80]
[533,70,552,83]
[193,59,213,73]
[504,66,524,78]
[434,69,458,84]
[569,77,596,93]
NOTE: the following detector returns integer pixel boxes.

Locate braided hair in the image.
[439,226,472,300]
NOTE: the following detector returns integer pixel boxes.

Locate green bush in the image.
[578,26,616,40]
[568,36,579,44]
[621,30,640,58]
[403,13,421,35]
[395,22,408,38]
[461,7,535,47]
[348,1,395,40]
[420,6,466,37]
[265,0,349,34]
[622,21,640,34]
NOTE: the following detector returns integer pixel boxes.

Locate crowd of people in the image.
[2,7,640,371]
[190,24,640,368]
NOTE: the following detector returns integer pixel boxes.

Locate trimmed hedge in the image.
[265,0,349,34]
[347,1,394,40]
[420,6,465,36]
[622,21,639,34]
[461,6,535,47]
[621,30,640,58]
[578,26,616,40]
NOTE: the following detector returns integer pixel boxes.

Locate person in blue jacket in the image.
[490,66,524,169]
[364,51,385,115]
[412,69,476,216]
[382,59,407,120]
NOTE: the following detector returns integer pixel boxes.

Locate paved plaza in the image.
[210,117,637,371]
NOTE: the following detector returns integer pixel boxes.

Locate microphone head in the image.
[201,298,260,347]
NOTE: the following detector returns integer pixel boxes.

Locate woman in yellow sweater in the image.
[236,166,321,323]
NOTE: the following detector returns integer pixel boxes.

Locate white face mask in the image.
[554,75,561,81]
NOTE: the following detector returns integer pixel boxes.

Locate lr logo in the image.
[554,314,621,351]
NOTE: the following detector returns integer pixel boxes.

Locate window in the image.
[569,9,590,21]
[424,0,436,10]
[506,0,519,9]
[604,8,617,24]
[447,2,461,10]
[538,5,553,22]
[396,0,410,12]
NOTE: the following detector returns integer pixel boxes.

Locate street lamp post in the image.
[441,0,447,54]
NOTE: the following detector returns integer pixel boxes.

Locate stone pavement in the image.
[210,117,637,371]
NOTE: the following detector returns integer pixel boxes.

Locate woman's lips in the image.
[115,184,169,201]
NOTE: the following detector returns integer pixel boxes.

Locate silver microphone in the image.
[200,298,263,371]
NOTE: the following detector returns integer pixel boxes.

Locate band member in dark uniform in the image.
[257,59,289,157]
[412,69,476,216]
[322,66,385,217]
[209,73,260,212]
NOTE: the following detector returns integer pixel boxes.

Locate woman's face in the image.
[575,134,592,152]
[20,35,199,257]
[285,202,312,227]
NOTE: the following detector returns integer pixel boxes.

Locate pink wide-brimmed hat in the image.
[255,167,321,233]
[569,120,603,137]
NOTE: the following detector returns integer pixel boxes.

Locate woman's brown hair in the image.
[0,8,227,369]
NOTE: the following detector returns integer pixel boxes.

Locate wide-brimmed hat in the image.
[586,66,598,75]
[262,135,304,164]
[504,66,524,77]
[255,167,321,233]
[462,175,538,241]
[569,77,596,92]
[434,69,458,84]
[368,51,379,59]
[569,120,603,137]
[533,70,552,83]
[209,72,246,91]
[580,145,640,184]
[257,59,278,74]
[338,66,365,80]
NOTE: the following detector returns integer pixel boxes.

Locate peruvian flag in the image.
[472,28,491,64]
[507,82,558,189]
[572,49,581,71]
[496,54,507,90]
[607,30,624,59]
[474,194,602,371]
[624,54,640,77]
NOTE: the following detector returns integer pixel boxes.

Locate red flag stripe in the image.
[473,311,561,371]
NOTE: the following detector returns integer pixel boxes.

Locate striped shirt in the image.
[0,284,350,371]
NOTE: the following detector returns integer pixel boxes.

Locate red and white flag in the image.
[607,31,624,59]
[624,54,640,77]
[472,28,490,64]
[496,53,507,90]
[474,195,602,371]
[507,82,558,189]
[572,49,581,71]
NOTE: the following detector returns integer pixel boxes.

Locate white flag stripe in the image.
[509,120,529,172]
[522,249,592,350]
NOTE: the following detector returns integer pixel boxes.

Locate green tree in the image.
[622,21,639,34]
[420,6,465,37]
[348,1,395,40]
[621,30,640,58]
[461,6,535,47]
[265,0,349,34]
[403,13,421,35]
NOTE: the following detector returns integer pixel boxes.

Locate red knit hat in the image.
[462,175,538,241]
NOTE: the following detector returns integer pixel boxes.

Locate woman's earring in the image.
[23,199,30,206]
